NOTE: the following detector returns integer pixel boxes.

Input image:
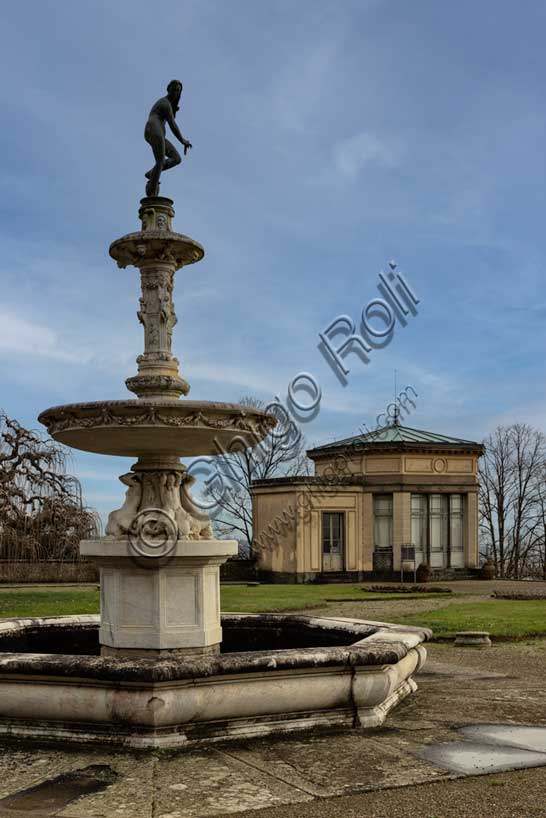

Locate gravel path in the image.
[364,578,546,595]
[308,578,546,622]
[428,639,546,680]
[312,594,484,621]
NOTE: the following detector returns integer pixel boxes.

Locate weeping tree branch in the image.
[0,410,100,561]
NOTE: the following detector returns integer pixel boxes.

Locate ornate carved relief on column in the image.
[109,197,203,401]
[128,263,189,399]
[105,459,213,542]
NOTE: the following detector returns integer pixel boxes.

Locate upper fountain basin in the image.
[109,229,204,270]
[38,399,277,457]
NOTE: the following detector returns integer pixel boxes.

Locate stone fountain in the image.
[0,82,429,748]
[39,193,274,660]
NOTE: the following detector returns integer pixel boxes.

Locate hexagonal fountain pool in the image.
[0,613,429,748]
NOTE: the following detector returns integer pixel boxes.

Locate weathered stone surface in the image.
[81,539,236,654]
[0,614,427,747]
[0,614,426,682]
[109,229,204,270]
[38,399,276,458]
[103,465,214,541]
[0,645,545,817]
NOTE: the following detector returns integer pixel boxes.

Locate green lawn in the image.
[0,587,100,619]
[1,585,545,641]
[399,599,546,639]
[219,583,450,613]
[0,583,445,618]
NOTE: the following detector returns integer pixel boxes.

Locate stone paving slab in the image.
[151,749,313,818]
[57,755,154,818]
[225,730,448,798]
[0,749,155,818]
[0,747,87,799]
[226,767,546,818]
[0,765,116,818]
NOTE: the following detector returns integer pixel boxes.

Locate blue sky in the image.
[2,0,546,521]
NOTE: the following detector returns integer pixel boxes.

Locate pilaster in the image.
[392,492,411,570]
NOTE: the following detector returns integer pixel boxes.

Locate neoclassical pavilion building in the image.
[251,423,484,583]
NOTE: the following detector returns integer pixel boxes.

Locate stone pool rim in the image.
[0,613,430,748]
[0,613,431,682]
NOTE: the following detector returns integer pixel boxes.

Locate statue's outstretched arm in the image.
[167,112,190,148]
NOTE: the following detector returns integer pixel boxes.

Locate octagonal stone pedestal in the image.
[80,539,237,658]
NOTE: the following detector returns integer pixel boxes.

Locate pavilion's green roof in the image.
[308,424,481,454]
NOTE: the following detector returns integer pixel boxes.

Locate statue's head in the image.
[167,80,183,108]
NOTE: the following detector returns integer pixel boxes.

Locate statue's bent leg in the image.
[162,140,181,171]
[145,132,165,196]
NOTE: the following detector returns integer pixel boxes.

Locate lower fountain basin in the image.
[0,613,430,748]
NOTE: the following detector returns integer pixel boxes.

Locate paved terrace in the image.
[0,627,545,817]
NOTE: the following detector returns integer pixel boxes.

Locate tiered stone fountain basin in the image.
[37,197,277,663]
[7,192,431,748]
[0,613,429,748]
[38,399,273,457]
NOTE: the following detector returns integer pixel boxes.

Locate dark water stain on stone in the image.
[0,764,117,816]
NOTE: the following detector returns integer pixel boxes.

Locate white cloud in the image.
[0,308,91,363]
[272,42,340,134]
[333,131,403,179]
[185,360,287,396]
[242,35,344,138]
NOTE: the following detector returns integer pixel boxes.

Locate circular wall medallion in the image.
[433,457,447,473]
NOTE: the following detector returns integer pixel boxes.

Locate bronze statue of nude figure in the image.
[144,80,192,197]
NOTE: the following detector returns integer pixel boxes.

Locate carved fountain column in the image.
[39,196,275,658]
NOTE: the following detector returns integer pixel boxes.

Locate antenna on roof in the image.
[393,369,400,426]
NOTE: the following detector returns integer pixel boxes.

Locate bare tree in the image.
[0,410,100,561]
[479,423,546,578]
[527,464,546,580]
[206,397,310,553]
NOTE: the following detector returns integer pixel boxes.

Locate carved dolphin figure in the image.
[179,470,214,539]
[160,472,192,538]
[105,473,142,538]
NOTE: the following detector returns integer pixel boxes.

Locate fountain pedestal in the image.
[82,539,237,657]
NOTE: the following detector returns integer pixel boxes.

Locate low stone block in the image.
[454,631,492,647]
